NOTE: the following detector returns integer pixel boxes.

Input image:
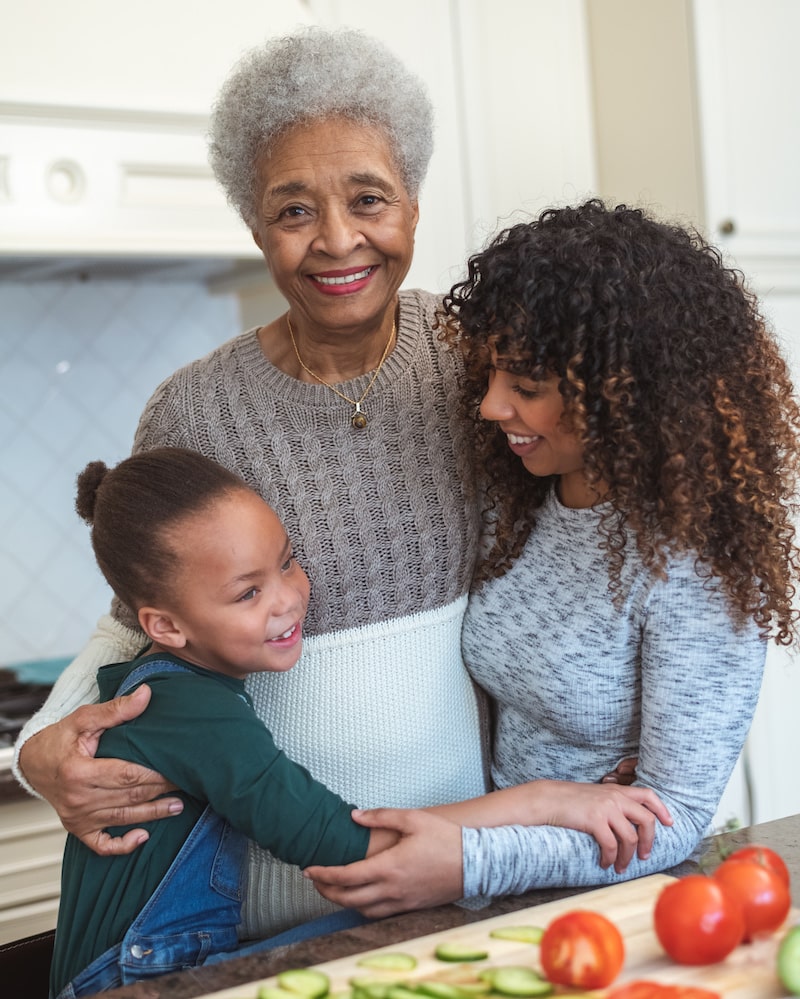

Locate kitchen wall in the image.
[0,277,240,668]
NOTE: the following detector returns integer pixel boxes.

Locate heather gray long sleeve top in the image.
[461,486,766,897]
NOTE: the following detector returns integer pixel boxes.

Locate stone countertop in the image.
[85,814,800,999]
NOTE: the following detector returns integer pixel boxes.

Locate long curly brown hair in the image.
[439,200,800,644]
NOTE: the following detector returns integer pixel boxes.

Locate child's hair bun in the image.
[75,460,110,525]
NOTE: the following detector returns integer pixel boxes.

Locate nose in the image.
[480,370,515,423]
[272,564,310,619]
[311,205,366,258]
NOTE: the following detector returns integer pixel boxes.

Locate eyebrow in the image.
[222,535,292,591]
[266,172,396,200]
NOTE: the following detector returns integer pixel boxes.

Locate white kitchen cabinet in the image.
[693,0,800,290]
[0,792,65,945]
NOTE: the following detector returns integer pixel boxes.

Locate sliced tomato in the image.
[713,858,791,941]
[719,844,791,888]
[608,983,721,999]
[538,910,624,988]
[653,875,744,965]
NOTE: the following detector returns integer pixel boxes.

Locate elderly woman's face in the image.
[251,117,419,336]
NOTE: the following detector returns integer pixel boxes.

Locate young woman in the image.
[307,200,800,914]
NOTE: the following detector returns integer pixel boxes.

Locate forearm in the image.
[14,613,145,793]
[429,781,556,828]
[461,801,707,897]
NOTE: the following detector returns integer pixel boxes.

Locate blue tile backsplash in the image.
[0,277,240,673]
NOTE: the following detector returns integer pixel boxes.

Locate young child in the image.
[50,447,396,999]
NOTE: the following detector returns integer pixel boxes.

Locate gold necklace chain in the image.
[286,315,395,429]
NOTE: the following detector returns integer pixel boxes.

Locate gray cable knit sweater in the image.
[461,486,766,897]
[17,289,488,938]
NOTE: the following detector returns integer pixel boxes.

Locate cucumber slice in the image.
[258,989,295,999]
[416,981,473,999]
[277,969,331,999]
[479,967,552,997]
[386,988,420,999]
[350,980,397,999]
[779,926,800,995]
[434,942,489,962]
[357,953,418,972]
[488,927,544,945]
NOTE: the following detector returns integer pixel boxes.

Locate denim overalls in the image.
[55,659,249,999]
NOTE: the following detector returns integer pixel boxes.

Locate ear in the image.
[410,199,420,232]
[252,228,264,251]
[138,607,187,649]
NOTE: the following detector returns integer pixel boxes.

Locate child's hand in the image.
[306,808,463,916]
[523,779,673,872]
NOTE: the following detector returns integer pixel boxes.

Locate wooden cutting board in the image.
[200,875,797,999]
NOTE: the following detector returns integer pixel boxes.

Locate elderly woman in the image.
[16,30,662,944]
[17,26,487,939]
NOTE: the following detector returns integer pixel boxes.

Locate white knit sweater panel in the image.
[243,597,485,935]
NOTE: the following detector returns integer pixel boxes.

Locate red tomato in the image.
[653,875,745,965]
[539,910,624,988]
[720,844,791,888]
[608,984,721,999]
[713,858,791,941]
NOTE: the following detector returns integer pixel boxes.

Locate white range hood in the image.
[0,101,262,280]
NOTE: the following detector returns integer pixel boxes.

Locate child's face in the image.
[161,489,310,679]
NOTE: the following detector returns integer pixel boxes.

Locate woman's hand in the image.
[307,809,463,917]
[600,756,639,785]
[18,685,182,855]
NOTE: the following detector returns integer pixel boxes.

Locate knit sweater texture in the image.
[17,289,488,937]
[461,486,766,897]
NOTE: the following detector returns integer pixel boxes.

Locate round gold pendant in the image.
[352,411,368,429]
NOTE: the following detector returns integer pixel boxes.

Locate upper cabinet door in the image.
[692,0,800,290]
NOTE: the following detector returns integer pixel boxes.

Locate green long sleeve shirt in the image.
[51,653,369,994]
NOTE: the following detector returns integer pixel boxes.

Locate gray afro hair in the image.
[208,26,435,229]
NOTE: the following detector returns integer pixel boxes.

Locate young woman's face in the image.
[251,117,419,339]
[479,357,593,509]
[159,490,310,679]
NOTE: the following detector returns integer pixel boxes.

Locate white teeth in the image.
[314,267,372,286]
[271,625,296,641]
[508,433,539,445]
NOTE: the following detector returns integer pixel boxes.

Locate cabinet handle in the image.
[718,218,736,235]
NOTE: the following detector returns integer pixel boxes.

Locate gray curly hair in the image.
[208,26,434,229]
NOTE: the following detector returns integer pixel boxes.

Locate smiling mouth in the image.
[268,623,299,643]
[311,266,374,287]
[507,433,541,445]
